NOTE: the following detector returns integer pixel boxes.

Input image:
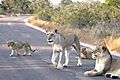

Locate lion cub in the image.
[81,47,92,59]
[7,40,35,56]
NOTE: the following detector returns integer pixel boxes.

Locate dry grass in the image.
[27,16,120,52]
[27,16,57,30]
[0,15,7,18]
[27,16,97,43]
[104,36,120,52]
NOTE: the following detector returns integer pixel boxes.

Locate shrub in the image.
[35,8,51,21]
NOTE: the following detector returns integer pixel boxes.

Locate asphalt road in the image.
[0,17,113,80]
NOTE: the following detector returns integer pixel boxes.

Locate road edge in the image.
[24,18,120,57]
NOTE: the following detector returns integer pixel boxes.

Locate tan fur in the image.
[84,45,112,77]
[7,40,35,56]
[84,45,120,79]
[105,59,120,79]
[46,29,82,69]
[81,47,92,59]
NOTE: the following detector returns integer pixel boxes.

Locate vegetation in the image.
[0,0,34,15]
[0,0,120,51]
[28,0,120,44]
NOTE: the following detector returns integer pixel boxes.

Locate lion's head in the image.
[81,47,93,59]
[7,40,15,47]
[46,29,59,44]
[81,47,87,58]
[92,45,110,59]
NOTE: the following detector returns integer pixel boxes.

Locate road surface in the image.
[0,16,114,80]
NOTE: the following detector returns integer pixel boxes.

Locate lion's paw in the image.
[9,54,14,57]
[105,73,111,78]
[77,63,82,67]
[111,74,120,79]
[84,71,91,77]
[57,64,63,69]
[63,63,68,67]
[53,63,57,68]
[112,75,119,79]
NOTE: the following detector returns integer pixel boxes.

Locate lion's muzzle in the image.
[47,40,53,44]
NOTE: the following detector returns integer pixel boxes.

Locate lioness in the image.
[105,59,120,79]
[46,29,82,69]
[84,45,120,79]
[81,47,92,59]
[84,45,112,76]
[7,40,35,56]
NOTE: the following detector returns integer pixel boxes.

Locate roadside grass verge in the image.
[27,16,120,52]
[27,16,98,43]
[104,36,120,52]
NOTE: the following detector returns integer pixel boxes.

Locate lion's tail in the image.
[28,45,36,52]
[74,35,80,50]
[74,35,81,57]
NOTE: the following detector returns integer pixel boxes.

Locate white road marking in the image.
[8,23,12,25]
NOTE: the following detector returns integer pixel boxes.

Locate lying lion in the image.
[84,45,120,79]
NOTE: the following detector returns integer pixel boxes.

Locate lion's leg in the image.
[84,70,94,76]
[16,49,20,56]
[51,51,59,68]
[23,48,27,56]
[23,50,27,56]
[84,69,103,76]
[63,49,70,67]
[23,47,31,56]
[23,52,27,56]
[27,49,31,56]
[105,73,118,79]
[9,49,14,56]
[76,49,82,66]
[74,44,82,66]
[57,50,64,69]
[27,52,31,56]
[77,57,82,66]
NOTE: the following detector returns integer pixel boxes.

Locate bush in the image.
[68,10,98,28]
[34,1,120,41]
[36,9,51,21]
[98,31,111,38]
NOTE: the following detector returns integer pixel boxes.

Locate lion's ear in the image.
[54,29,58,33]
[82,47,86,51]
[45,29,48,33]
[102,46,107,52]
[7,40,14,43]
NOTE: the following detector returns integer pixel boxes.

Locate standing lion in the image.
[46,29,82,69]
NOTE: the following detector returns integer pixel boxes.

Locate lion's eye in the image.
[51,34,54,36]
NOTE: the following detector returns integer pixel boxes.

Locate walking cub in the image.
[7,40,35,56]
